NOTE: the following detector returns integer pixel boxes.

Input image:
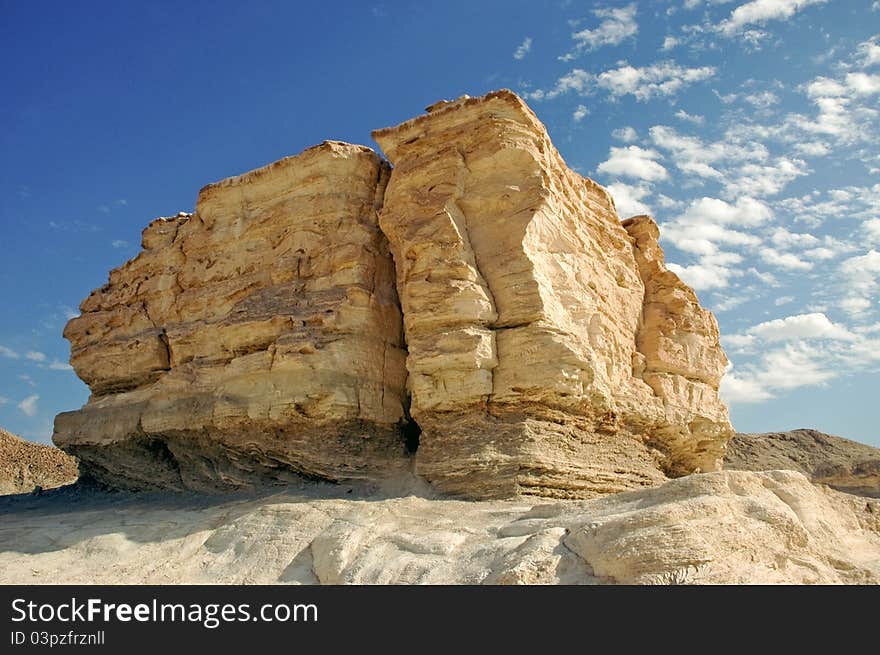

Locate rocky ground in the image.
[1,469,877,584]
[726,429,880,497]
[0,428,78,495]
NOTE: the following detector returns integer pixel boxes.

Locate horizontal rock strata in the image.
[55,142,410,491]
[373,91,732,497]
[56,90,733,498]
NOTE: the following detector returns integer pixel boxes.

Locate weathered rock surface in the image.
[55,142,411,491]
[1,471,877,584]
[0,428,78,495]
[55,90,732,498]
[726,429,880,498]
[373,91,732,497]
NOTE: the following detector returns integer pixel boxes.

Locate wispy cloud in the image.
[18,394,39,417]
[606,182,652,217]
[25,351,47,362]
[720,311,880,403]
[597,145,669,181]
[560,4,638,61]
[717,0,827,37]
[674,109,705,125]
[572,104,589,122]
[528,61,716,102]
[111,239,129,249]
[513,36,532,60]
[48,360,74,371]
[0,345,20,359]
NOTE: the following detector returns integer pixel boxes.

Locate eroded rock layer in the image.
[373,91,733,498]
[56,90,734,498]
[55,142,410,491]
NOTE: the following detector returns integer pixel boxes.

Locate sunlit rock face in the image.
[56,90,733,498]
[373,90,732,498]
[55,142,411,491]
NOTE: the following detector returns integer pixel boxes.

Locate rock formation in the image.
[55,142,410,491]
[0,428,78,495]
[2,470,878,584]
[726,429,880,498]
[54,90,733,498]
[373,91,732,497]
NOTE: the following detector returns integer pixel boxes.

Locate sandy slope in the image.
[0,428,78,495]
[726,429,880,497]
[1,470,878,584]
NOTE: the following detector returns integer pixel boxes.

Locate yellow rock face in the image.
[55,142,410,491]
[374,90,732,497]
[55,90,733,497]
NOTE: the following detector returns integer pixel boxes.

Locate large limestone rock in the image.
[726,429,880,498]
[2,471,877,584]
[55,142,410,491]
[55,90,733,498]
[373,90,732,498]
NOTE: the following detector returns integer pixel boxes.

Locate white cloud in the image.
[660,197,769,258]
[648,124,804,198]
[606,182,652,217]
[684,0,736,8]
[839,249,880,316]
[674,109,705,125]
[597,145,669,181]
[744,90,779,108]
[667,257,743,290]
[661,36,680,51]
[746,312,856,341]
[865,218,880,243]
[675,196,773,227]
[561,3,638,60]
[845,72,880,95]
[0,345,19,359]
[611,126,638,142]
[840,296,871,316]
[857,35,880,67]
[111,239,129,249]
[0,396,9,406]
[18,394,39,417]
[759,246,812,271]
[48,360,74,371]
[572,104,589,122]
[774,295,795,305]
[718,0,828,37]
[25,351,47,362]
[792,140,830,157]
[720,342,836,404]
[528,61,715,102]
[720,371,775,403]
[595,61,716,101]
[724,157,809,197]
[513,37,532,60]
[712,295,749,312]
[770,227,819,249]
[525,69,591,100]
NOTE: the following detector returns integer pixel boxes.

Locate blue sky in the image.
[1,0,878,446]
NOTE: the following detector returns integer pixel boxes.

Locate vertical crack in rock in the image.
[447,146,499,403]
